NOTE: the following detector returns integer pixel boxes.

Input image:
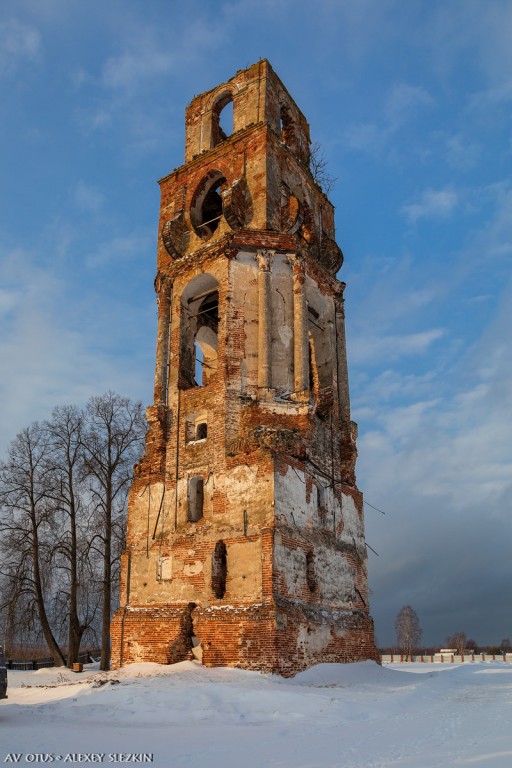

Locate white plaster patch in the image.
[339,493,364,544]
[157,556,173,581]
[297,624,332,654]
[274,544,305,596]
[183,560,203,576]
[315,547,356,605]
[274,466,314,528]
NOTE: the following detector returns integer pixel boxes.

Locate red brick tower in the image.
[111,60,377,675]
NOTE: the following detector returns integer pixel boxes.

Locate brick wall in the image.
[111,61,377,676]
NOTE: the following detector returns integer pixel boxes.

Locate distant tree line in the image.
[0,392,145,670]
[384,605,510,656]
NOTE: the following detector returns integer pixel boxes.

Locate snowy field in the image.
[1,660,512,767]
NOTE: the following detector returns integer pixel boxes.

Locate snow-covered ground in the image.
[1,660,512,767]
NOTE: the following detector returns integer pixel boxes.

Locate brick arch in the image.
[206,84,241,148]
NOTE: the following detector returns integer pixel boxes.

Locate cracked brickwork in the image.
[111,60,378,676]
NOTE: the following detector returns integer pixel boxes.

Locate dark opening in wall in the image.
[194,291,219,386]
[317,484,326,519]
[280,104,295,147]
[212,540,227,598]
[191,171,227,240]
[168,602,197,664]
[185,415,208,443]
[202,180,224,236]
[212,93,233,146]
[308,333,317,392]
[180,281,219,390]
[197,291,219,329]
[307,298,333,416]
[188,477,204,522]
[306,550,317,593]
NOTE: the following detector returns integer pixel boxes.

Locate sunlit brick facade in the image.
[111,60,377,676]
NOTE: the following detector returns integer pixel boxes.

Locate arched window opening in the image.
[219,100,233,141]
[185,411,208,443]
[212,93,234,146]
[188,477,204,522]
[308,300,333,416]
[306,550,317,593]
[179,279,219,390]
[201,179,224,237]
[191,172,227,240]
[212,540,227,599]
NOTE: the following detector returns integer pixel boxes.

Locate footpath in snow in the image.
[1,660,512,768]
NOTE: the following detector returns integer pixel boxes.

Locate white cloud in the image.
[0,19,41,76]
[477,183,512,257]
[343,122,383,153]
[343,81,433,154]
[445,133,481,170]
[73,181,105,214]
[384,83,434,125]
[84,232,152,269]
[379,399,440,442]
[469,80,512,110]
[402,187,458,223]
[467,1,512,88]
[358,274,512,642]
[350,328,444,365]
[0,240,152,457]
[101,47,175,92]
[98,16,226,96]
[352,369,437,408]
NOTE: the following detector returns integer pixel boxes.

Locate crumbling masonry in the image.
[111,60,378,676]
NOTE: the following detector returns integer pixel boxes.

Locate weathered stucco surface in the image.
[111,60,377,676]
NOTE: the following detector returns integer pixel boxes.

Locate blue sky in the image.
[1,0,511,648]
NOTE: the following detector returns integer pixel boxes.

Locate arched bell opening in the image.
[212,92,234,145]
[179,274,219,390]
[190,170,227,240]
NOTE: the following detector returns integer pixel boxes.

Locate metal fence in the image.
[381,653,512,664]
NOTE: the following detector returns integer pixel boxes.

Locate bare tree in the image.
[0,393,144,668]
[0,424,65,666]
[310,140,337,195]
[445,631,476,655]
[395,605,422,659]
[83,393,145,670]
[45,405,101,666]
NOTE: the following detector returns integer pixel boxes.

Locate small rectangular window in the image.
[196,422,207,440]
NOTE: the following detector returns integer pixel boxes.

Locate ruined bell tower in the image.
[111,60,377,675]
